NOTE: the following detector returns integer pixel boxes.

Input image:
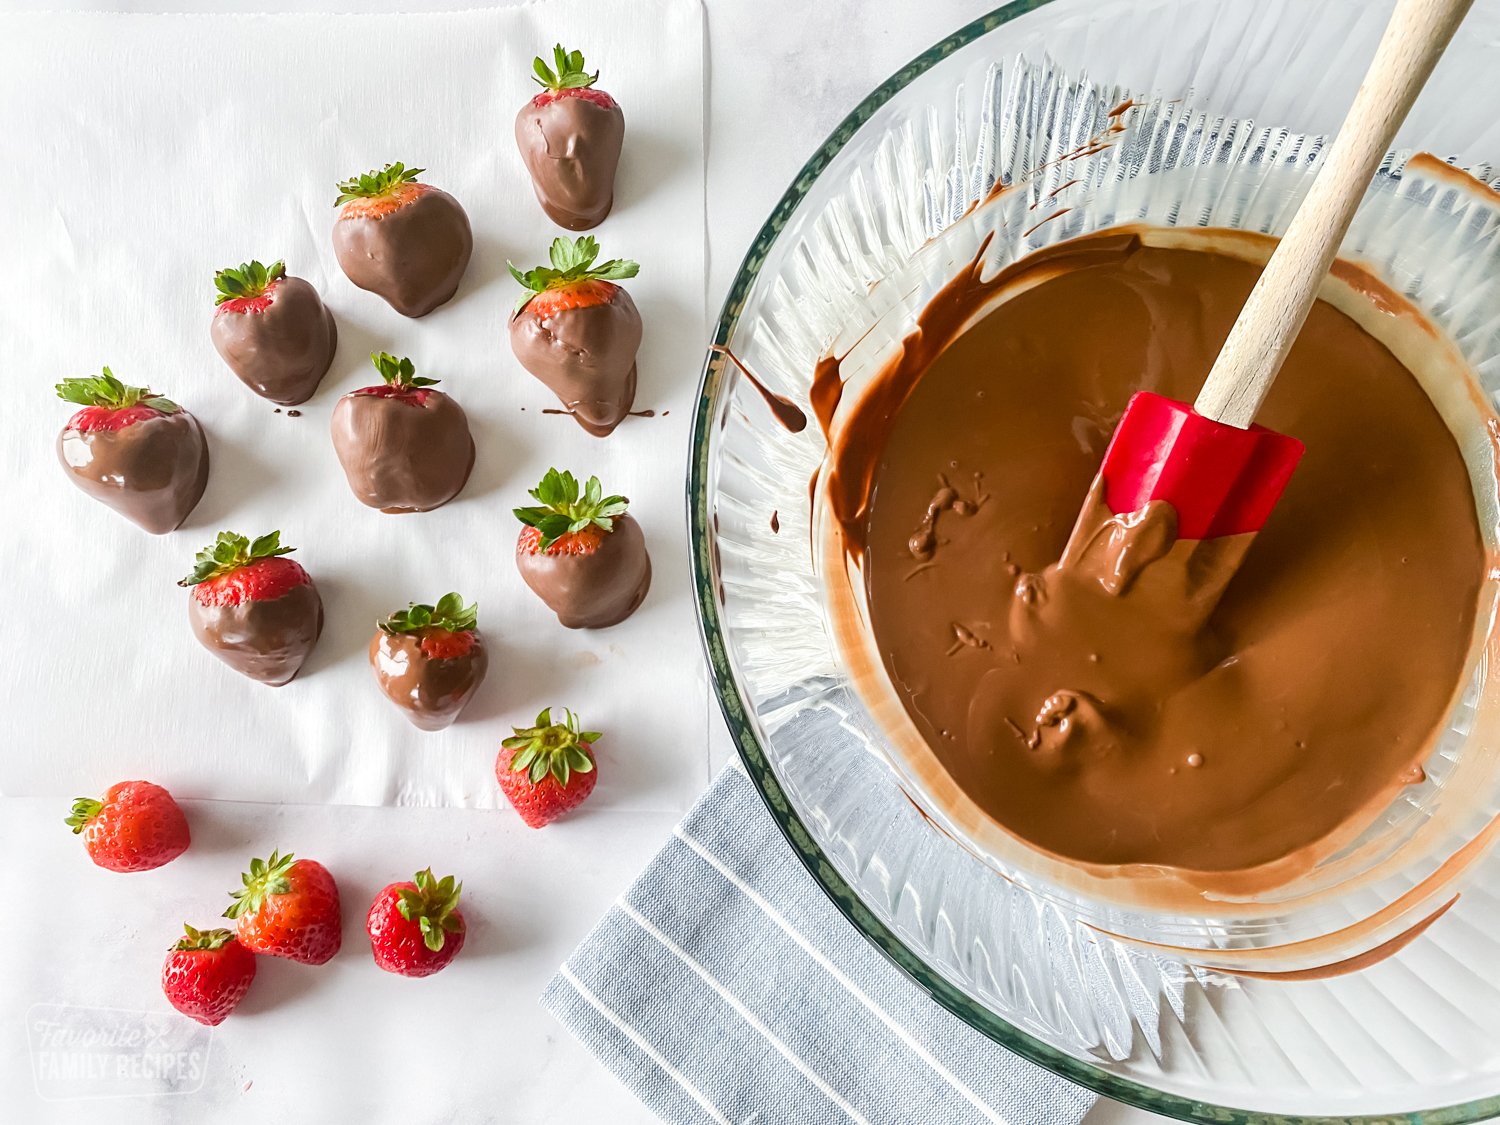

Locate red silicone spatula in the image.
[1098,0,1472,540]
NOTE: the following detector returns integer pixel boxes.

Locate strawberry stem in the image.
[213,260,285,305]
[335,162,424,207]
[513,468,629,549]
[369,352,440,391]
[502,707,601,788]
[507,236,638,313]
[395,868,465,953]
[180,531,295,587]
[56,368,178,414]
[224,850,296,920]
[379,592,477,636]
[64,797,103,834]
[174,924,236,952]
[531,44,599,92]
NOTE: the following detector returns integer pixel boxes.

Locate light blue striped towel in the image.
[542,766,1098,1125]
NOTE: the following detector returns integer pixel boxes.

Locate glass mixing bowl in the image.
[690,0,1500,1120]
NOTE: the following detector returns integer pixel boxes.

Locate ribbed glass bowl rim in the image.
[685,1,1500,1121]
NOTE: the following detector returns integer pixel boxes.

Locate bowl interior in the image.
[693,0,1500,1119]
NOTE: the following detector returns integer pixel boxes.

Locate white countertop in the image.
[0,0,1242,1120]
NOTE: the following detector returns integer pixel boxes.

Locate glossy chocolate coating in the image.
[210,277,337,405]
[330,390,474,513]
[517,513,651,629]
[368,631,488,731]
[189,581,324,687]
[515,95,624,230]
[845,232,1484,874]
[332,186,472,317]
[510,290,641,436]
[57,412,209,534]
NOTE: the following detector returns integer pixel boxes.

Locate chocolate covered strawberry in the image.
[332,162,472,317]
[370,593,488,731]
[509,236,641,436]
[180,531,323,687]
[66,780,190,872]
[366,868,466,977]
[515,469,650,628]
[331,353,474,513]
[210,258,337,406]
[496,707,601,828]
[161,925,256,1026]
[224,849,342,965]
[55,369,209,534]
[517,45,624,230]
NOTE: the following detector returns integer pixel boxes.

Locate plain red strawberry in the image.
[66,781,190,872]
[224,850,342,965]
[366,868,466,977]
[161,924,256,1026]
[496,707,601,828]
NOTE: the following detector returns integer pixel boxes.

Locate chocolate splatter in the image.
[711,345,807,433]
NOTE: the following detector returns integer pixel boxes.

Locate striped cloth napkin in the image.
[542,767,1098,1125]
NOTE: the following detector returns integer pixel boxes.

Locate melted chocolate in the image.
[332,186,472,318]
[713,346,808,433]
[330,390,474,513]
[57,412,209,534]
[846,233,1484,873]
[517,513,651,628]
[369,631,488,731]
[515,95,624,230]
[189,581,323,686]
[510,291,642,437]
[210,277,337,405]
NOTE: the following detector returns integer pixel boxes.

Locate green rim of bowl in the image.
[686,1,1500,1122]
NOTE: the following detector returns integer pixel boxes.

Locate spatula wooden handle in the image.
[1193,0,1473,429]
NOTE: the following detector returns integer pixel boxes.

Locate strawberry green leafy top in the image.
[56,368,178,413]
[396,868,465,952]
[64,797,104,832]
[334,162,424,207]
[380,592,477,635]
[179,530,295,587]
[370,351,440,390]
[514,468,628,549]
[503,707,601,787]
[213,259,285,305]
[223,850,297,920]
[507,235,639,312]
[173,924,237,952]
[532,44,599,92]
